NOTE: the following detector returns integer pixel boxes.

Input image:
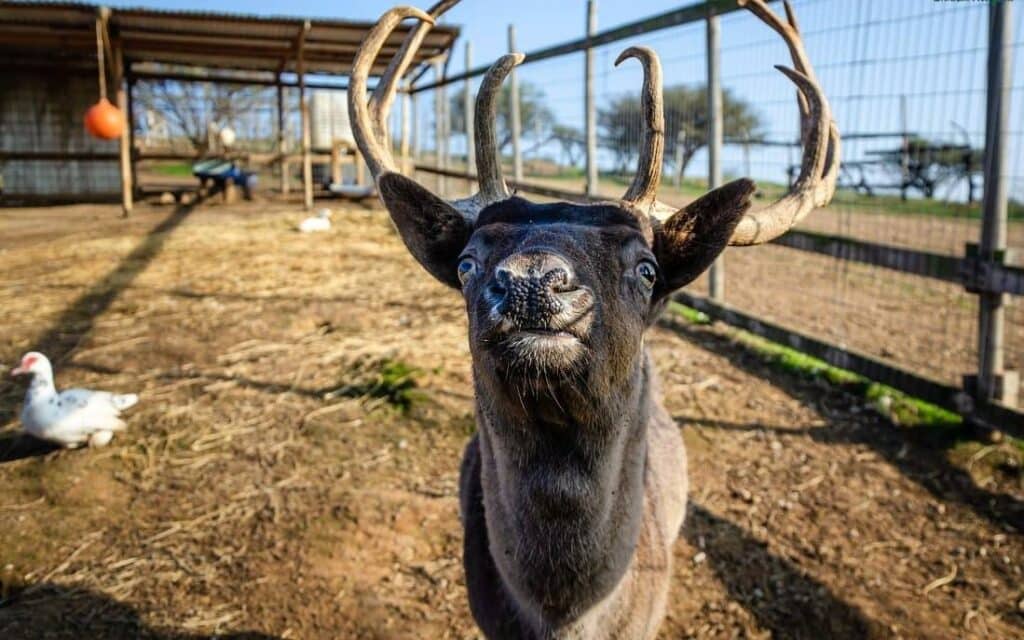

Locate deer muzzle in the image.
[488,252,593,336]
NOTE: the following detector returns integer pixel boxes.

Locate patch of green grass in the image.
[668,301,711,325]
[329,358,425,414]
[668,302,960,430]
[149,162,193,178]
[667,302,1024,484]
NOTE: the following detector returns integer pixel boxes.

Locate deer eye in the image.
[635,261,657,289]
[457,258,480,286]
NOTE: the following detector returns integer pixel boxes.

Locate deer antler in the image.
[618,0,840,245]
[349,2,521,220]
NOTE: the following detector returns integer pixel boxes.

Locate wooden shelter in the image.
[0,2,459,212]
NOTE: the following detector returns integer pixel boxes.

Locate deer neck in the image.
[472,348,653,626]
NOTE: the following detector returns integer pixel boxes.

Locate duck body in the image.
[12,352,137,448]
[298,209,332,233]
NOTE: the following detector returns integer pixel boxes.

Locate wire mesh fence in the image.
[409,0,1024,410]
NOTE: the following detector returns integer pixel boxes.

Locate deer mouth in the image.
[498,330,587,374]
[485,306,594,374]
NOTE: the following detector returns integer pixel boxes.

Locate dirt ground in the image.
[0,198,1022,639]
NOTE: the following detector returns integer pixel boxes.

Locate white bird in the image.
[298,208,332,233]
[10,352,138,448]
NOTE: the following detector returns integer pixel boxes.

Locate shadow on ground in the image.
[0,583,277,639]
[0,203,197,427]
[686,502,879,639]
[664,317,1024,534]
[0,431,60,464]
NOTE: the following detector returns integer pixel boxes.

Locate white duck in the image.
[10,352,138,448]
[298,208,332,233]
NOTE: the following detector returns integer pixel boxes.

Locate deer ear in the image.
[378,172,473,289]
[653,178,756,295]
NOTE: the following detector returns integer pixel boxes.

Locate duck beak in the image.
[10,365,26,377]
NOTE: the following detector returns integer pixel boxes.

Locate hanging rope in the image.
[95,16,107,100]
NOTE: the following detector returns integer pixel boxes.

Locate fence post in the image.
[509,24,523,183]
[464,41,475,177]
[412,91,420,162]
[706,5,724,301]
[434,60,446,195]
[584,0,598,197]
[976,0,1016,406]
[277,78,288,195]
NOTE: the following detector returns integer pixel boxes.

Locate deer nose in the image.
[490,252,579,328]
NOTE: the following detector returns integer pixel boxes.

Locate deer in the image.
[348,1,839,637]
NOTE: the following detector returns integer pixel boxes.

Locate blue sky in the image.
[108,0,1023,201]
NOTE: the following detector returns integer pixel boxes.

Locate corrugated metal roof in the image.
[0,1,460,77]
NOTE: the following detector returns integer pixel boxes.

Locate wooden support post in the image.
[464,41,475,176]
[126,75,138,198]
[508,24,523,183]
[298,21,313,211]
[112,37,132,216]
[976,0,1016,406]
[330,141,342,186]
[584,0,598,197]
[706,6,724,301]
[277,77,288,195]
[434,60,446,194]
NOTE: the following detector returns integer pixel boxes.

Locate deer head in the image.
[350,0,838,395]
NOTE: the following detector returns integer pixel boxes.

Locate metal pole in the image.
[977,0,1014,403]
[900,94,909,201]
[584,0,598,197]
[509,24,523,183]
[706,6,724,301]
[400,83,411,174]
[412,92,420,161]
[464,41,475,176]
[434,60,446,194]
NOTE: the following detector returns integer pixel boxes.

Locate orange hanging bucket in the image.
[84,98,124,140]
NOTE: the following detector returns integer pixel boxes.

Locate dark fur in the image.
[377,172,754,638]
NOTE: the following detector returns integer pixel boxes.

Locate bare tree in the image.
[134,72,270,154]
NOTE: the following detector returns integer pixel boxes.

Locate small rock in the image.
[692,552,706,565]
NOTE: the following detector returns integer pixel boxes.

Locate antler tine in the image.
[780,0,811,137]
[738,0,813,81]
[474,53,524,205]
[349,6,435,179]
[728,65,831,245]
[728,0,839,246]
[616,47,665,213]
[369,0,461,145]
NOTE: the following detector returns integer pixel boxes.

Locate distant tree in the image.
[599,84,763,177]
[135,74,269,153]
[550,125,585,166]
[450,81,555,153]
